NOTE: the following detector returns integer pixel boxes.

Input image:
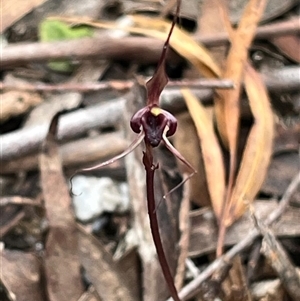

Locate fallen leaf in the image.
[174,112,211,207]
[224,64,274,226]
[78,225,139,301]
[221,256,252,301]
[181,89,225,220]
[215,0,269,255]
[39,113,84,301]
[0,249,44,301]
[271,34,300,63]
[214,0,268,149]
[1,0,46,33]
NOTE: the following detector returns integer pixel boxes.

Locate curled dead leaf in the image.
[224,64,274,226]
[181,88,225,220]
[214,0,268,149]
[215,0,269,255]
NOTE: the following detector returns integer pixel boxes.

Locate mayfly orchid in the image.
[74,1,195,300]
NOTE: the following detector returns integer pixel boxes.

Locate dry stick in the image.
[1,98,125,161]
[261,230,300,300]
[0,79,234,92]
[197,17,300,47]
[1,89,213,161]
[1,66,299,94]
[0,196,42,207]
[1,64,299,162]
[167,171,300,301]
[1,18,299,68]
[1,132,127,173]
[250,206,300,300]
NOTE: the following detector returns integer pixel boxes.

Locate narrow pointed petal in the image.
[80,131,145,172]
[163,134,196,173]
[162,134,196,199]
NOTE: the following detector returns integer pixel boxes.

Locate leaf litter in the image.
[1,0,300,301]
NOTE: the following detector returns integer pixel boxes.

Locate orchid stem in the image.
[143,144,181,301]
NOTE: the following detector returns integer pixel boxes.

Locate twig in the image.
[0,89,214,161]
[1,66,299,94]
[1,62,299,162]
[1,132,127,173]
[0,196,42,207]
[1,63,299,162]
[1,98,125,161]
[250,202,300,300]
[0,78,234,92]
[261,232,300,300]
[185,258,200,278]
[167,171,300,301]
[1,18,299,68]
[197,17,300,47]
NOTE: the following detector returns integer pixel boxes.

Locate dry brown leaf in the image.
[0,91,42,122]
[174,112,211,207]
[39,113,84,301]
[181,89,225,220]
[78,225,139,301]
[215,0,269,255]
[0,249,44,301]
[214,0,268,149]
[271,34,300,63]
[50,15,221,78]
[1,0,46,32]
[225,64,274,225]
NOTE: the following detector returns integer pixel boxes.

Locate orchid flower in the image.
[75,1,195,300]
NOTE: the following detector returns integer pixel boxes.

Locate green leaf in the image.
[39,20,93,42]
[39,20,93,72]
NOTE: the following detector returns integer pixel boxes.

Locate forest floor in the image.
[1,0,300,300]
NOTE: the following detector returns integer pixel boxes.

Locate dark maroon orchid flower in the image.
[76,1,195,300]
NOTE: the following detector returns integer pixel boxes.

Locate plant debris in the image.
[1,0,299,300]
